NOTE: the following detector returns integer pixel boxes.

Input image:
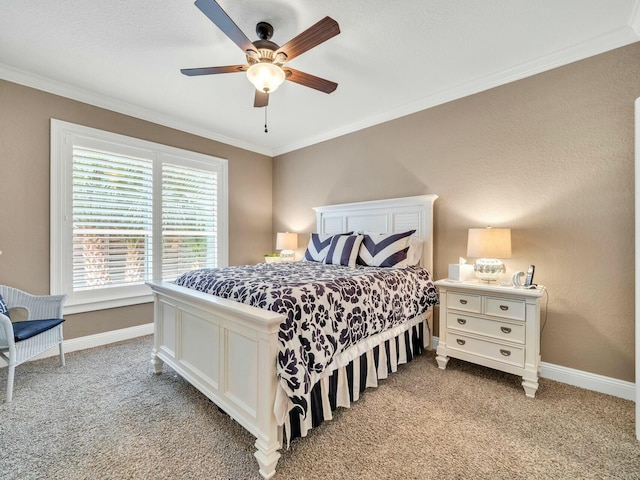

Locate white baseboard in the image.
[432,336,635,401]
[0,323,154,367]
[47,322,154,359]
[540,362,635,401]
[4,329,635,402]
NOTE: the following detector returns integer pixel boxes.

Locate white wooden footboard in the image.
[147,280,284,479]
[147,280,434,479]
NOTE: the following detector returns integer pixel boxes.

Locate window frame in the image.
[50,119,228,314]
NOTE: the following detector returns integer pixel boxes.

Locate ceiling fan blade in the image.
[254,90,269,108]
[181,65,247,76]
[275,17,340,62]
[194,0,255,54]
[284,68,338,94]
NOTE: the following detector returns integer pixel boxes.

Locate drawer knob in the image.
[500,349,511,357]
[499,305,509,311]
[457,318,467,325]
[459,299,468,305]
[500,326,512,334]
[456,339,466,346]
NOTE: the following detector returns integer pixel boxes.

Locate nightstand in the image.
[264,256,283,264]
[434,279,545,398]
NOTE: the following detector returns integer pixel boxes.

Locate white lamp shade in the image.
[276,232,298,251]
[467,228,512,259]
[247,63,286,93]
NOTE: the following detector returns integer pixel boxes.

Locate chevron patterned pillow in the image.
[358,230,416,267]
[303,232,353,262]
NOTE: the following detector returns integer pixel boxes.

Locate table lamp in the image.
[276,232,298,261]
[467,227,511,282]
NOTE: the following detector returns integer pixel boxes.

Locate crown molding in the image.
[272,25,640,156]
[631,0,640,35]
[0,63,272,157]
[2,22,639,159]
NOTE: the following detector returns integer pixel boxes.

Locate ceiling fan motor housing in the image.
[248,23,286,66]
[255,22,274,40]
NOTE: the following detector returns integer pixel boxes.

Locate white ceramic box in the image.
[447,263,474,282]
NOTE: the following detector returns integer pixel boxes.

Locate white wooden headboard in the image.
[313,195,438,273]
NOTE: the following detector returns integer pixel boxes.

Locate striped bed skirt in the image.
[283,311,431,443]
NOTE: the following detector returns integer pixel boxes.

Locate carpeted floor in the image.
[1,335,639,479]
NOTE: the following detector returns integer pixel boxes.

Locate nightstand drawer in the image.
[485,296,525,320]
[446,312,525,344]
[447,292,481,313]
[447,332,525,368]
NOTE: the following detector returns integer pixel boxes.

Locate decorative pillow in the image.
[324,234,364,267]
[304,232,353,263]
[405,237,424,266]
[0,294,10,319]
[358,230,416,267]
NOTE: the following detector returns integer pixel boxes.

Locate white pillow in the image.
[404,236,424,266]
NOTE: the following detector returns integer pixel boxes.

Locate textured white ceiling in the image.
[1,0,639,156]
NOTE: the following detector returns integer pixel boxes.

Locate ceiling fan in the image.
[181,0,340,108]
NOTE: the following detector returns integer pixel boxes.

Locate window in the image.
[161,163,219,281]
[51,120,228,314]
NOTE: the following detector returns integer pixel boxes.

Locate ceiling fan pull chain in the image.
[264,105,268,133]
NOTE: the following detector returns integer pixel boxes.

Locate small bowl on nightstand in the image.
[264,256,281,264]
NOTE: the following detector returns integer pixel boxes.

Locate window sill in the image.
[63,294,154,315]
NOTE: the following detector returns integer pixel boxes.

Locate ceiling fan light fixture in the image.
[247,62,286,93]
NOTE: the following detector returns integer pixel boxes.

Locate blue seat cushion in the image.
[13,318,65,342]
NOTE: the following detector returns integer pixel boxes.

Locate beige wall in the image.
[0,80,273,339]
[274,42,640,382]
[1,42,637,381]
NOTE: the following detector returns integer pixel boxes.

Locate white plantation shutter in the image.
[51,120,228,314]
[72,148,153,290]
[162,163,217,281]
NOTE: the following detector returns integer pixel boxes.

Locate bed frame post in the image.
[425,308,434,350]
[150,350,163,374]
[150,291,164,374]
[253,327,283,479]
[254,433,281,479]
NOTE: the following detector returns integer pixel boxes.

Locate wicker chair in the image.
[0,286,67,402]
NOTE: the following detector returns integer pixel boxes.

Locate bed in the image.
[147,194,438,479]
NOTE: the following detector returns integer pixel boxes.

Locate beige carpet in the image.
[1,335,639,479]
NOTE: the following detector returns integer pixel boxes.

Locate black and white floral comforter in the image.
[175,261,438,421]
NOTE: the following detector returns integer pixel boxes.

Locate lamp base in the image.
[473,258,505,282]
[279,249,295,262]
